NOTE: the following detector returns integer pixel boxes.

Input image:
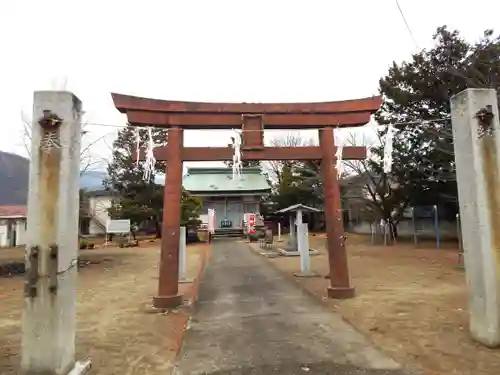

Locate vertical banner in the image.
[248,213,256,235]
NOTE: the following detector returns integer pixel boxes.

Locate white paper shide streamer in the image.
[135,128,141,167]
[383,124,395,173]
[231,129,243,180]
[334,132,344,179]
[143,128,156,181]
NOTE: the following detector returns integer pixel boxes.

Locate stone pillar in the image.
[21,91,91,374]
[296,223,312,275]
[178,226,192,283]
[319,127,354,299]
[288,215,296,249]
[451,88,500,347]
[154,127,183,309]
[295,210,309,274]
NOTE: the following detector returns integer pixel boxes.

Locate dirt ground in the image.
[0,240,210,375]
[256,234,500,375]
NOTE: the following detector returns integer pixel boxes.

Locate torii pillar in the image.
[154,127,184,308]
[320,127,354,298]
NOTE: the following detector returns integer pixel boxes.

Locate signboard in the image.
[402,207,413,219]
[413,206,435,219]
[106,219,131,234]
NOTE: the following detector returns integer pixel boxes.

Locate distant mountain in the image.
[0,151,29,205]
[80,170,108,191]
[0,151,109,205]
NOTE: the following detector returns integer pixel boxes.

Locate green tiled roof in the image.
[183,167,271,193]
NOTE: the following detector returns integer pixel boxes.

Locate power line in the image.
[395,0,419,49]
[81,116,451,131]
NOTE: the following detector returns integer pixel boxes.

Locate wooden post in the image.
[21,91,91,374]
[154,127,183,308]
[319,127,354,299]
[451,88,500,347]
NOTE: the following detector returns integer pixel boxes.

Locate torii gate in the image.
[112,93,381,308]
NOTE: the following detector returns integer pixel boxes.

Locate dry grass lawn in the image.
[257,233,500,375]
[0,240,210,375]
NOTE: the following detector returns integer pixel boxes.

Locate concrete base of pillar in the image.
[327,286,355,299]
[259,252,279,258]
[68,360,92,375]
[153,294,183,309]
[293,271,320,278]
[277,248,320,257]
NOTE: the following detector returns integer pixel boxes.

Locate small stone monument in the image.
[276,204,320,277]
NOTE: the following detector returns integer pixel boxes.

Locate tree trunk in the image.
[155,221,161,238]
[388,218,398,240]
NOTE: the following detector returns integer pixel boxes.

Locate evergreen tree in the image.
[376,26,500,208]
[343,26,500,236]
[104,127,201,237]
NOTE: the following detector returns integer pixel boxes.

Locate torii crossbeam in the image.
[112,93,381,308]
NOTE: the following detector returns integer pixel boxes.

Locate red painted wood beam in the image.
[125,110,373,129]
[112,92,381,115]
[134,146,366,162]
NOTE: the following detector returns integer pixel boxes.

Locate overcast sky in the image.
[1,0,499,170]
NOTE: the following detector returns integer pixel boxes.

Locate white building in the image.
[0,205,27,248]
[80,190,114,236]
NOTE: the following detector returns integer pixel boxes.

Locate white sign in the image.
[106,219,131,233]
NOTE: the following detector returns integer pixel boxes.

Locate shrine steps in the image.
[214,228,245,238]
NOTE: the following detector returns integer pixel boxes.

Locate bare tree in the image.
[20,111,111,176]
[341,131,411,238]
[264,132,314,184]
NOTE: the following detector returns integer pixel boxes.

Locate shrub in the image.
[247,233,259,242]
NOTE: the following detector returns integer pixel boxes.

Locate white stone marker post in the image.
[178,226,192,283]
[296,210,306,270]
[288,215,296,249]
[298,223,311,273]
[294,210,315,277]
[451,88,500,347]
[277,222,282,242]
[21,91,91,374]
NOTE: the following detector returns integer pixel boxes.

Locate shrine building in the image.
[183,167,271,235]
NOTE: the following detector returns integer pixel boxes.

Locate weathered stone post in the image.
[450,88,500,347]
[179,226,186,280]
[21,91,91,374]
[178,226,192,283]
[294,209,311,276]
[288,215,296,248]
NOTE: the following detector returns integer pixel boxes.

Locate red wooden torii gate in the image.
[112,93,381,308]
